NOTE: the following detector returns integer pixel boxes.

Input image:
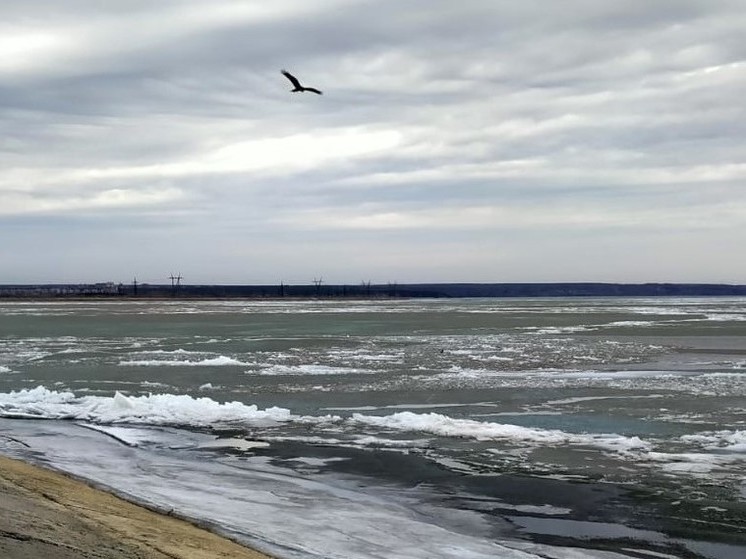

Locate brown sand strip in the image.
[0,455,273,559]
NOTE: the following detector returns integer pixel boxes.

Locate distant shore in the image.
[2,281,746,299]
[0,455,272,559]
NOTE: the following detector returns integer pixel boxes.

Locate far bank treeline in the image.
[2,282,746,299]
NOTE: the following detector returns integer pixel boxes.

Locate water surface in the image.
[1,297,744,558]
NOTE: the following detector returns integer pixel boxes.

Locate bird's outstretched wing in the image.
[304,87,323,95]
[281,69,302,89]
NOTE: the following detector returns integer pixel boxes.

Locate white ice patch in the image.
[523,325,594,334]
[79,424,157,447]
[352,435,431,448]
[432,368,692,383]
[700,506,727,512]
[290,456,348,467]
[141,381,169,388]
[0,386,77,406]
[660,462,717,474]
[350,411,651,454]
[142,349,199,355]
[619,549,681,559]
[643,451,743,475]
[322,402,500,412]
[0,366,11,373]
[504,504,572,516]
[705,313,746,322]
[545,395,666,405]
[680,430,746,453]
[119,355,249,367]
[500,541,632,559]
[0,386,337,427]
[259,364,373,376]
[326,348,403,363]
[198,438,270,451]
[531,370,690,380]
[605,321,657,328]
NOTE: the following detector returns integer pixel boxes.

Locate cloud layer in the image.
[1,1,744,283]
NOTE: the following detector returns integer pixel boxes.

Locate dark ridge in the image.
[1,282,746,298]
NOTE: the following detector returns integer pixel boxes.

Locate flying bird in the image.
[281,70,323,95]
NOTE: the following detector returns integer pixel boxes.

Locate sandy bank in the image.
[0,455,272,559]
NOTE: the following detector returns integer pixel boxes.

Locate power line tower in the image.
[169,273,183,296]
[133,277,138,296]
[313,277,323,296]
[388,281,398,297]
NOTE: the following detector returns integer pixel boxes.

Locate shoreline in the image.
[2,281,746,300]
[0,454,273,559]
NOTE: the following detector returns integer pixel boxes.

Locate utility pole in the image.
[279,281,285,297]
[133,277,138,296]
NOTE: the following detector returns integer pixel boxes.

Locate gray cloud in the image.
[1,1,744,283]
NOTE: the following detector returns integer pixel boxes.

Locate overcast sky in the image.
[1,1,744,285]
